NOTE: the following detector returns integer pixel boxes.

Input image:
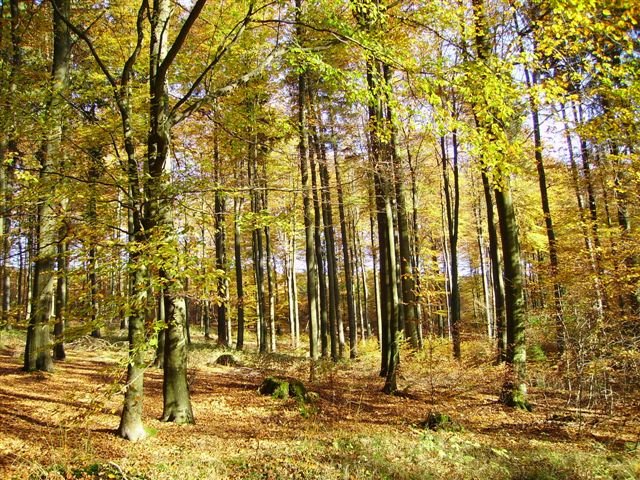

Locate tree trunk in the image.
[363,53,400,392]
[286,229,300,349]
[147,0,193,424]
[310,116,341,360]
[294,16,320,359]
[472,0,527,408]
[441,134,461,359]
[523,65,565,353]
[495,185,528,409]
[88,157,102,338]
[154,290,166,369]
[309,133,329,358]
[388,103,418,349]
[473,190,493,338]
[265,224,276,352]
[234,197,245,350]
[368,182,383,346]
[214,125,229,347]
[482,170,506,360]
[24,0,71,372]
[329,122,357,357]
[117,259,149,441]
[53,237,67,361]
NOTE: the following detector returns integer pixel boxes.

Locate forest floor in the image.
[0,329,639,480]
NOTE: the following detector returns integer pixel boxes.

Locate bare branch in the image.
[49,0,117,89]
[168,3,256,123]
[172,45,286,126]
[155,0,209,86]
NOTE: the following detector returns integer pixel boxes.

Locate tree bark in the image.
[234,197,246,350]
[147,0,194,424]
[309,133,329,358]
[24,0,71,372]
[294,10,320,359]
[53,236,67,361]
[472,0,527,407]
[441,134,461,359]
[214,122,229,347]
[334,157,358,357]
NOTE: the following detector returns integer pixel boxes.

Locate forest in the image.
[0,0,639,478]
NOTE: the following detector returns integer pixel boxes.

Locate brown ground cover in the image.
[0,333,638,479]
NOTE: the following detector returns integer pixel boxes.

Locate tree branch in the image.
[155,0,209,86]
[169,3,256,123]
[171,45,286,126]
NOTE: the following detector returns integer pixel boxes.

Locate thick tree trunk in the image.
[495,185,528,409]
[147,0,194,424]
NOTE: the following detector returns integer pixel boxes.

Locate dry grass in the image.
[0,330,638,479]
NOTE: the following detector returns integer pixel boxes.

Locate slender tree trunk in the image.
[154,289,166,369]
[265,224,276,352]
[561,103,605,318]
[523,65,565,353]
[310,117,342,360]
[407,147,424,349]
[388,96,418,349]
[24,0,71,372]
[472,0,527,408]
[294,14,319,359]
[214,124,229,347]
[441,134,461,359]
[329,123,357,357]
[363,54,400,393]
[53,236,67,361]
[473,191,493,338]
[482,170,506,360]
[368,183,382,345]
[234,197,245,350]
[88,158,102,338]
[309,134,329,358]
[1,0,23,332]
[286,229,300,348]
